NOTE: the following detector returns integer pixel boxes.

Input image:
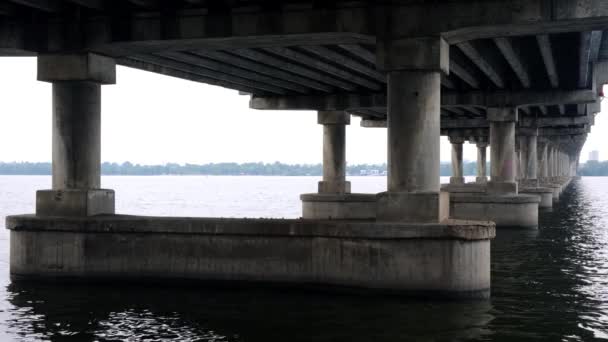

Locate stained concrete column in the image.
[475,137,489,183]
[376,37,449,222]
[551,147,558,179]
[318,111,350,194]
[487,107,518,194]
[525,132,539,184]
[449,134,465,185]
[517,136,526,181]
[538,140,548,180]
[36,53,116,216]
[52,82,102,190]
[547,145,554,178]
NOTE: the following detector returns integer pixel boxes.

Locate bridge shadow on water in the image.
[3,179,608,341]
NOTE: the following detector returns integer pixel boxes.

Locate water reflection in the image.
[5,281,495,341]
[1,178,608,341]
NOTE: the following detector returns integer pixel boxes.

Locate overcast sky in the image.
[0,57,604,165]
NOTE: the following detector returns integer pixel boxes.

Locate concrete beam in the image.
[159,51,310,94]
[449,60,480,89]
[493,37,531,88]
[377,37,449,73]
[250,93,387,111]
[127,0,158,8]
[38,53,116,84]
[263,47,382,90]
[300,45,385,83]
[536,35,559,88]
[442,89,598,107]
[250,89,598,111]
[0,0,606,56]
[364,116,591,130]
[539,127,588,136]
[360,119,387,128]
[521,116,590,127]
[456,41,504,88]
[66,0,104,10]
[441,75,457,89]
[191,50,333,93]
[129,54,288,95]
[338,44,376,65]
[230,48,354,92]
[7,0,59,12]
[119,57,261,94]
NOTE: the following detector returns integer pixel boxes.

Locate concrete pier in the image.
[475,138,489,184]
[487,108,518,195]
[449,134,465,185]
[301,111,375,219]
[7,215,494,298]
[36,54,116,217]
[519,129,554,209]
[449,107,539,228]
[377,39,447,223]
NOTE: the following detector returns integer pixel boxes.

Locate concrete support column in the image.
[547,145,554,178]
[52,82,102,190]
[386,70,440,194]
[487,107,518,194]
[525,132,539,185]
[36,53,116,217]
[551,147,558,179]
[449,134,465,185]
[317,111,350,194]
[517,136,526,181]
[538,140,548,180]
[376,37,449,223]
[475,137,489,184]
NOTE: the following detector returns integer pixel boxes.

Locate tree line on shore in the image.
[0,161,604,176]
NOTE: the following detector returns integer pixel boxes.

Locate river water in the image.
[0,175,606,341]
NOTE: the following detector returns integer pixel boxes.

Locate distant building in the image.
[589,150,600,161]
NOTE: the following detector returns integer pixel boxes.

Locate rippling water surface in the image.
[0,175,606,341]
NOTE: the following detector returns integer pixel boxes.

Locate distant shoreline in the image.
[0,161,604,176]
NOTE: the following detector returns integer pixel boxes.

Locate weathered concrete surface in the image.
[449,135,465,185]
[51,82,102,190]
[318,111,350,194]
[36,189,115,217]
[487,108,518,195]
[441,183,486,194]
[38,53,116,84]
[376,191,449,223]
[450,193,539,228]
[386,70,440,194]
[475,139,489,184]
[519,187,554,209]
[7,215,495,298]
[380,67,443,222]
[300,193,376,219]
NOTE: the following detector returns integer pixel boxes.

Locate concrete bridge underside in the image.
[2,0,606,298]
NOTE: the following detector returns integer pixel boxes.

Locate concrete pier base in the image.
[300,193,376,219]
[541,183,562,202]
[7,214,495,299]
[450,194,540,228]
[441,183,486,194]
[36,189,115,217]
[519,187,554,209]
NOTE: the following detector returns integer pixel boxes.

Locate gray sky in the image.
[0,57,604,164]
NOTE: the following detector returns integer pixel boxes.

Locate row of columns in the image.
[446,125,577,190]
[36,50,577,222]
[36,53,116,217]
